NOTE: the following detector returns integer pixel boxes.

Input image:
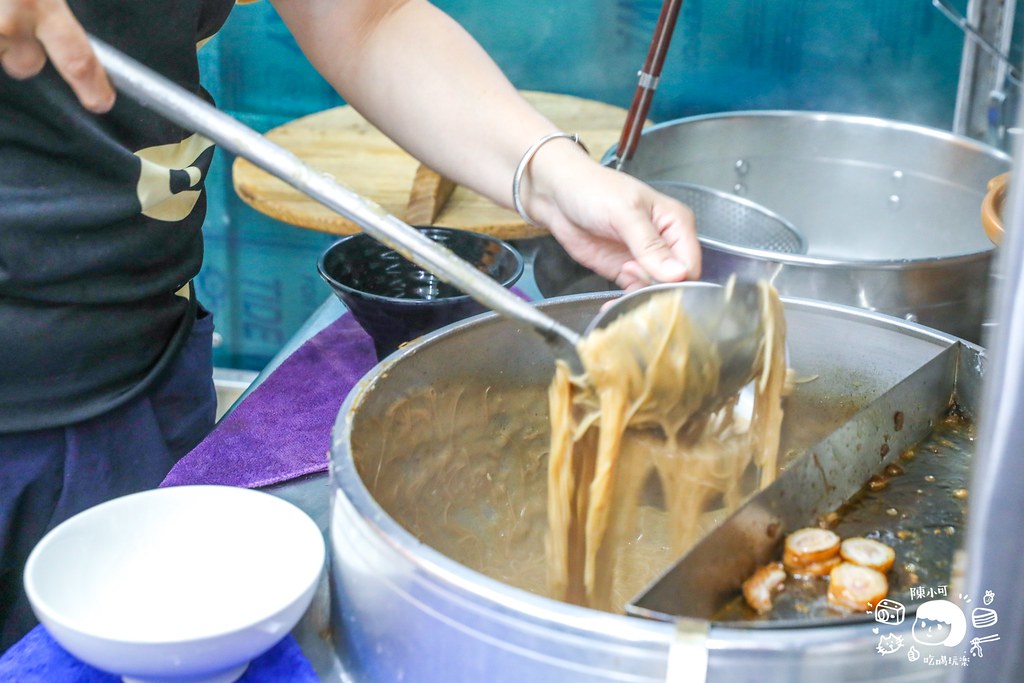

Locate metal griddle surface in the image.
[713,412,972,626]
[627,342,980,628]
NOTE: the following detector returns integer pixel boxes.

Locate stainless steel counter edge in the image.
[255,296,351,681]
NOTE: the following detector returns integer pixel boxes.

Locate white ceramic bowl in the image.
[24,485,325,683]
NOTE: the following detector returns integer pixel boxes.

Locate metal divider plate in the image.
[627,343,969,626]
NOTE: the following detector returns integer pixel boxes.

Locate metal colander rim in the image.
[648,180,807,255]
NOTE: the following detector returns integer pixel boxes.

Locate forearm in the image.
[270,0,584,210]
[2,0,697,294]
[270,0,700,288]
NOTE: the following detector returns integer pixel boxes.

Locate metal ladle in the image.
[89,38,762,393]
[584,280,764,413]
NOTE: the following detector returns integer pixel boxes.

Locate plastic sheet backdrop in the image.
[197,0,967,370]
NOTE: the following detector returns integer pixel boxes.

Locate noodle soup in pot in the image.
[332,293,975,682]
[355,286,789,612]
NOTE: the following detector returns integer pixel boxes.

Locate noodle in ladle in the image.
[546,282,788,611]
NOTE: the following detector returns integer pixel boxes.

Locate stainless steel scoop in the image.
[89,37,762,395]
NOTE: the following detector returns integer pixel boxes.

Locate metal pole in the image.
[947,0,1018,146]
[88,37,581,349]
[952,105,1024,683]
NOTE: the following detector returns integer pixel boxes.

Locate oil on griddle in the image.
[716,405,974,623]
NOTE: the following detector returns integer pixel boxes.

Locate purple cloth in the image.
[0,626,318,682]
[161,313,377,489]
[161,289,532,490]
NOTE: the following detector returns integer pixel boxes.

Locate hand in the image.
[522,139,702,291]
[0,0,114,112]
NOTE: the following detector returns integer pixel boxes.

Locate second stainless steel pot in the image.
[536,111,1012,344]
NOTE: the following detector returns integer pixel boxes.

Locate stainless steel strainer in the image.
[650,180,807,254]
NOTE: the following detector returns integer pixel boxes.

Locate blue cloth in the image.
[0,308,217,650]
[0,626,318,682]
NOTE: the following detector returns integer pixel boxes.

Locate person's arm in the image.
[271,0,700,289]
[0,0,113,112]
[0,0,701,289]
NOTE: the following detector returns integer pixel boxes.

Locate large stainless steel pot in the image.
[328,293,982,682]
[534,111,1012,343]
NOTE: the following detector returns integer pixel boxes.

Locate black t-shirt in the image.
[0,0,236,431]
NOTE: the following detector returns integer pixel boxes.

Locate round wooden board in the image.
[231,91,635,240]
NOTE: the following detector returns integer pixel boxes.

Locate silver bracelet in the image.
[512,132,589,227]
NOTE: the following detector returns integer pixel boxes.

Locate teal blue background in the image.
[196,0,971,370]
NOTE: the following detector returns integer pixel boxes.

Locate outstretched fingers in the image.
[612,196,700,286]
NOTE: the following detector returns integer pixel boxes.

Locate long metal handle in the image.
[88,37,581,349]
[608,0,684,170]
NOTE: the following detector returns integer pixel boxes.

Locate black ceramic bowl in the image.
[318,227,524,359]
